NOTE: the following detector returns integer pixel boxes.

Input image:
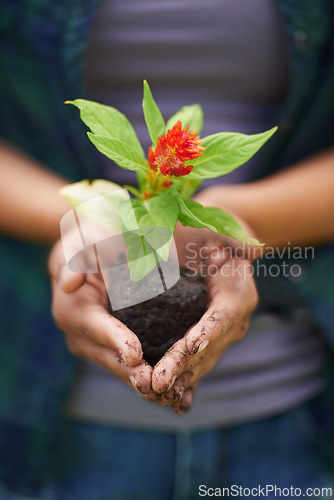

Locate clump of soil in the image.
[110,268,208,366]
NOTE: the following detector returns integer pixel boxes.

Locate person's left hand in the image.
[151,224,259,414]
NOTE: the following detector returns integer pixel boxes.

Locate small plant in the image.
[61,81,274,281]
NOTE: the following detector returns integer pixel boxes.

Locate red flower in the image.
[148,121,204,177]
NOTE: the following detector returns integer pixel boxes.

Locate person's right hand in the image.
[48,238,160,401]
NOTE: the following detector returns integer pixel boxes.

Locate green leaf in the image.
[117,195,179,280]
[177,198,218,232]
[117,198,146,232]
[166,104,203,134]
[142,194,179,233]
[141,195,179,261]
[142,80,165,146]
[66,99,145,158]
[173,178,203,200]
[117,202,158,281]
[119,195,179,261]
[186,127,277,180]
[127,251,159,282]
[172,187,261,245]
[136,171,147,192]
[122,227,159,282]
[88,133,149,172]
[124,185,141,198]
[202,206,262,246]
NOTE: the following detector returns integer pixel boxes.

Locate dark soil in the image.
[110,268,208,366]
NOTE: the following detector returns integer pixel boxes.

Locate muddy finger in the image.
[171,387,196,415]
[67,334,152,395]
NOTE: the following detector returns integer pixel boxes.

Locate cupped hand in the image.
[151,224,259,414]
[48,239,162,402]
[48,212,260,413]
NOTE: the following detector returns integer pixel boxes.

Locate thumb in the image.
[48,239,85,293]
[58,265,85,293]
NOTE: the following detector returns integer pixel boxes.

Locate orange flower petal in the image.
[148,121,204,177]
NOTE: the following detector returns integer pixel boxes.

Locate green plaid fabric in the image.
[0,0,333,495]
[0,0,101,494]
[252,0,334,338]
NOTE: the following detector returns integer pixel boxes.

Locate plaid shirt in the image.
[0,0,333,495]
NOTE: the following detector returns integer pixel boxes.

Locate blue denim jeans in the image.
[1,395,334,500]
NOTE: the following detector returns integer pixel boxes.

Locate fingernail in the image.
[129,375,141,393]
[165,374,177,393]
[197,339,209,354]
[175,386,185,404]
[119,350,131,366]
